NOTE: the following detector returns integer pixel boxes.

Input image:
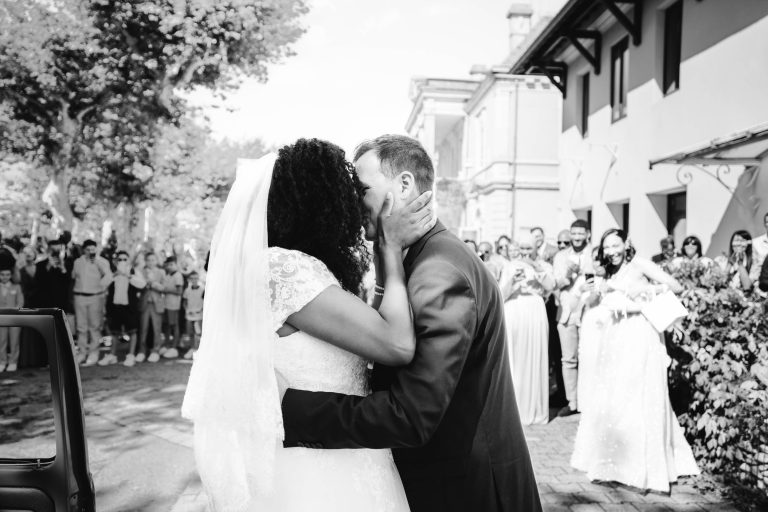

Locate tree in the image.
[144,118,267,245]
[0,0,307,229]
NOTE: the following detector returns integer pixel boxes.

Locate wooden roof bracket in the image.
[601,0,643,45]
[566,30,602,75]
[531,62,568,97]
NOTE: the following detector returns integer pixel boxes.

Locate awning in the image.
[649,123,768,169]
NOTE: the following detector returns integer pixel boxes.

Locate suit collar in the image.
[403,219,446,270]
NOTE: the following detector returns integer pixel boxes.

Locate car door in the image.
[0,308,95,512]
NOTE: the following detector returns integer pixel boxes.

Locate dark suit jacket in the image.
[282,221,541,512]
[759,256,768,293]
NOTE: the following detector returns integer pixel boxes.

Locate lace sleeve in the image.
[268,248,339,331]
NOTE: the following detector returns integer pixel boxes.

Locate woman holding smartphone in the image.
[499,232,555,425]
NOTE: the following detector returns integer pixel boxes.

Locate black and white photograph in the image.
[1,0,767,511]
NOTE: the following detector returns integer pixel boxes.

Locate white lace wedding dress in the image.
[571,268,699,493]
[250,247,411,511]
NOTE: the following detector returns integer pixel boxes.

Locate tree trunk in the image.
[41,167,74,233]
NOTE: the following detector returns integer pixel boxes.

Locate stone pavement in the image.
[2,361,742,511]
[525,414,740,512]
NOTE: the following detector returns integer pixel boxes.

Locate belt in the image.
[74,291,104,296]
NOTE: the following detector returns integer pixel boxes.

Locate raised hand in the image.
[377,191,435,250]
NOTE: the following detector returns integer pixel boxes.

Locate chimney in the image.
[507,3,533,52]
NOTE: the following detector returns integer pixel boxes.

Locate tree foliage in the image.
[0,0,307,228]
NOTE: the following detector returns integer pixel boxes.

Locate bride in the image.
[571,228,699,493]
[182,138,434,511]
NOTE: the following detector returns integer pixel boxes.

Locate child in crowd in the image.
[182,271,204,360]
[160,256,184,359]
[0,266,24,372]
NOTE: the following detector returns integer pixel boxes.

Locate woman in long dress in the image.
[182,139,434,511]
[571,229,699,493]
[501,233,554,425]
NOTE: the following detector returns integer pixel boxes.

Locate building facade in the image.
[406,4,565,245]
[511,0,768,257]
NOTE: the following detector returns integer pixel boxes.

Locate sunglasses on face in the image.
[557,241,571,247]
[117,258,128,261]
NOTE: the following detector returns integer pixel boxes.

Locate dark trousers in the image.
[545,295,566,407]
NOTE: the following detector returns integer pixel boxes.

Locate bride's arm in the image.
[634,257,683,294]
[286,192,433,366]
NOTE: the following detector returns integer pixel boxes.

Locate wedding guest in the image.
[715,230,759,291]
[182,270,204,360]
[672,235,713,268]
[651,235,676,264]
[548,228,573,408]
[19,246,40,307]
[160,256,184,359]
[72,239,112,366]
[571,228,699,493]
[500,232,554,425]
[0,265,24,372]
[496,235,512,260]
[552,219,593,417]
[759,255,768,293]
[478,241,505,283]
[18,246,46,368]
[532,227,558,264]
[36,244,71,312]
[0,234,20,283]
[136,252,166,363]
[752,212,768,268]
[99,251,144,366]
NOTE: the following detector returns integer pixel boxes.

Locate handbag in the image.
[641,290,689,332]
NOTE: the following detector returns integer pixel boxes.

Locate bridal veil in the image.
[181,153,282,511]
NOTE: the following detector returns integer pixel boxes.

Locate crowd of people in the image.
[0,230,207,372]
[465,214,768,493]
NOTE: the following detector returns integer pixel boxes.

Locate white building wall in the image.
[462,76,562,243]
[558,0,768,256]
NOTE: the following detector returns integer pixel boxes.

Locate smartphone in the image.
[584,272,595,280]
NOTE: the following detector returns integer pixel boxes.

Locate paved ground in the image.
[0,359,744,511]
[526,416,739,512]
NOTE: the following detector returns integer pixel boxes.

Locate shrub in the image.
[665,258,768,496]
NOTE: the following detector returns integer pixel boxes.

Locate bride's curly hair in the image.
[267,138,370,294]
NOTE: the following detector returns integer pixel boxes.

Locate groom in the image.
[280,135,541,512]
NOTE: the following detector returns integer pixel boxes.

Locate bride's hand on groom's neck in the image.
[377,190,435,251]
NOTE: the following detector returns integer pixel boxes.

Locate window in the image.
[0,327,56,461]
[580,73,590,136]
[667,191,687,246]
[663,1,683,94]
[622,202,630,234]
[610,38,629,122]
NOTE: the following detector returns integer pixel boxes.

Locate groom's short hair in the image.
[353,135,434,193]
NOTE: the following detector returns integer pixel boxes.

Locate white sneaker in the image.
[98,354,118,366]
[0,364,5,372]
[76,351,87,364]
[147,352,160,363]
[135,352,146,363]
[183,349,195,360]
[158,347,167,356]
[6,363,17,372]
[123,354,136,367]
[83,354,99,367]
[162,348,179,359]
